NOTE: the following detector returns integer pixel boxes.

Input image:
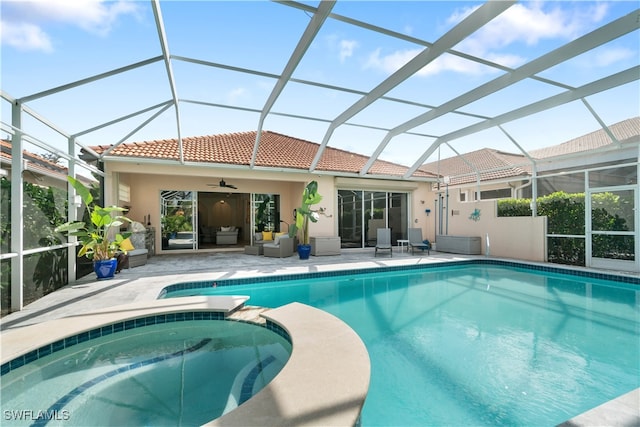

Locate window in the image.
[479,188,511,200]
[118,183,130,203]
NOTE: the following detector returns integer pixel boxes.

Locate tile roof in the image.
[419,116,639,186]
[0,139,69,180]
[529,117,640,159]
[419,148,531,186]
[90,130,435,179]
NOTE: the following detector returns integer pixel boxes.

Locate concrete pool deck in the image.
[1,249,639,426]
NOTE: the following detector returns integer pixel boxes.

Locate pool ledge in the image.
[0,295,249,364]
[1,298,371,427]
[206,302,371,427]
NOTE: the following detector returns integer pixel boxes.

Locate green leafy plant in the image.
[55,176,131,261]
[498,190,633,266]
[161,212,192,236]
[289,180,323,245]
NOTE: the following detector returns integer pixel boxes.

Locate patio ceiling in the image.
[1,1,638,182]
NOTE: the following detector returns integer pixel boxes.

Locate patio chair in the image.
[374,228,392,257]
[408,228,430,255]
[263,236,295,258]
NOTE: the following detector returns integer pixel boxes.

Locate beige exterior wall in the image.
[105,162,430,253]
[436,197,547,262]
[104,160,549,260]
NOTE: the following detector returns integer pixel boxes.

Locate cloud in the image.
[1,0,141,52]
[364,47,519,77]
[227,87,248,103]
[590,47,636,67]
[325,33,359,63]
[1,21,53,53]
[363,2,612,77]
[339,39,358,63]
[456,2,611,52]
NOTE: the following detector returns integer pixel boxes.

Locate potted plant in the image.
[288,180,322,260]
[55,176,131,279]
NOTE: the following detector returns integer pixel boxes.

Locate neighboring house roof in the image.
[89,130,435,179]
[529,116,640,159]
[419,117,639,186]
[419,148,531,186]
[0,139,69,182]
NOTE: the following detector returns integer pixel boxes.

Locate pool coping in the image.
[207,302,370,427]
[0,297,370,427]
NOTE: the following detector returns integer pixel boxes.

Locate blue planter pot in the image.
[94,259,117,280]
[297,244,311,260]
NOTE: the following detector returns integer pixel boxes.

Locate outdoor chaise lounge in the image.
[374,228,392,257]
[408,228,430,255]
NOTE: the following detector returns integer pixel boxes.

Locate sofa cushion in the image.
[274,232,286,246]
[120,238,135,252]
[130,232,146,249]
[262,231,273,241]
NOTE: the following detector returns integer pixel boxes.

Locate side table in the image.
[397,239,410,253]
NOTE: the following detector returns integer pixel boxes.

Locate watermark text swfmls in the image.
[3,410,70,421]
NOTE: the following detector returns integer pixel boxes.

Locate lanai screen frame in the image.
[1,1,639,311]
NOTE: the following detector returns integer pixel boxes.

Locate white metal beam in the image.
[101,103,173,157]
[73,101,172,138]
[310,0,515,172]
[151,0,184,163]
[18,57,163,104]
[403,65,640,178]
[251,0,335,168]
[581,98,620,146]
[173,55,491,122]
[362,9,639,176]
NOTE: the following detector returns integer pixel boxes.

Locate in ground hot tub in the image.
[1,298,291,426]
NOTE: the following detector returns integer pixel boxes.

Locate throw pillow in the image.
[262,231,273,241]
[120,238,135,252]
[254,232,263,241]
[221,226,231,232]
[273,232,285,246]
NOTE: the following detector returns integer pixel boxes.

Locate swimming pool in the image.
[163,260,640,426]
[1,317,291,426]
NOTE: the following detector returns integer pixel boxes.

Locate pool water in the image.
[1,320,291,426]
[166,264,640,426]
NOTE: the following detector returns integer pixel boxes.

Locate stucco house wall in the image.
[105,163,422,252]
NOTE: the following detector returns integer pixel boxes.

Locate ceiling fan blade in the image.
[207,179,237,189]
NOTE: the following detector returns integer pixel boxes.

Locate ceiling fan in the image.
[207,179,237,190]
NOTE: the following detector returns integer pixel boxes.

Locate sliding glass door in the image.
[160,190,196,250]
[338,190,408,249]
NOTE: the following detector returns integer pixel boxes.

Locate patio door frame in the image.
[586,184,638,272]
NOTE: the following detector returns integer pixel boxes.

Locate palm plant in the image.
[55,176,131,261]
[289,180,322,245]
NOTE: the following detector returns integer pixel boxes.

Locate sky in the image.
[1,0,639,169]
